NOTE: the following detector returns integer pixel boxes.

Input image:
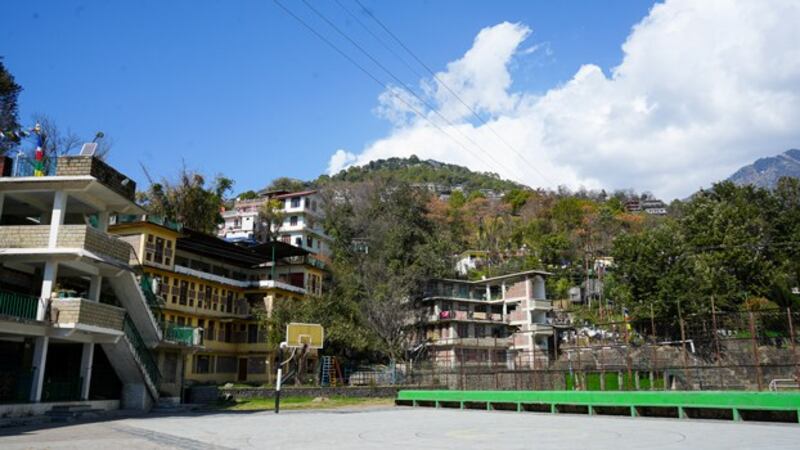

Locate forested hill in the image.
[317,155,526,194]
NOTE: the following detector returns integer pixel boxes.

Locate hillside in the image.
[317,155,525,194]
[727,149,800,189]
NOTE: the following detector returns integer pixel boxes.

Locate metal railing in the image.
[11,152,58,177]
[123,316,161,388]
[163,322,203,346]
[0,290,39,320]
[139,275,163,310]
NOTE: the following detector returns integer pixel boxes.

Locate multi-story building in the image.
[0,155,201,415]
[110,216,324,389]
[219,189,332,260]
[416,270,553,369]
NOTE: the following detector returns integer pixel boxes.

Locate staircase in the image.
[101,271,164,410]
[101,316,161,409]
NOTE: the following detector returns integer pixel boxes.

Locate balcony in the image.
[51,298,125,334]
[0,225,131,263]
[0,290,39,321]
[162,323,204,347]
[423,288,487,302]
[428,337,511,348]
[527,299,552,310]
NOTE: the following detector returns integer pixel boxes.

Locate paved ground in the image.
[1,406,799,449]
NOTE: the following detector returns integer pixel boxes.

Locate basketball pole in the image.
[275,341,287,414]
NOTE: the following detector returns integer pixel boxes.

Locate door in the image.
[237,358,248,382]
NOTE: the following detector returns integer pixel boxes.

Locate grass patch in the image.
[217,396,394,411]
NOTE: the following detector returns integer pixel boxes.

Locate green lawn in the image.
[217,396,395,411]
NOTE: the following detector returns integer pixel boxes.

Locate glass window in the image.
[291,197,300,208]
[294,237,302,247]
[290,216,298,226]
[195,355,211,374]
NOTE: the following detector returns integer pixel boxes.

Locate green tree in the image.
[139,167,233,234]
[0,58,22,155]
[257,198,286,242]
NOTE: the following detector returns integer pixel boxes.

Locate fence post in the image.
[748,311,764,391]
[678,305,692,389]
[788,307,800,385]
[650,304,658,391]
[623,319,633,390]
[711,296,724,389]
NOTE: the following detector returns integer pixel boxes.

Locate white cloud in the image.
[327,0,800,199]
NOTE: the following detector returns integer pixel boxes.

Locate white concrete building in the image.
[0,155,201,416]
[220,189,332,260]
[417,270,553,369]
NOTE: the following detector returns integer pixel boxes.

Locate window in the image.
[304,198,311,208]
[177,316,186,326]
[195,355,211,374]
[226,291,234,313]
[248,357,266,374]
[289,216,298,226]
[294,237,302,247]
[248,324,260,343]
[306,236,313,248]
[291,197,300,208]
[154,237,165,264]
[457,323,469,338]
[178,280,188,305]
[207,321,216,341]
[281,235,291,244]
[217,356,237,373]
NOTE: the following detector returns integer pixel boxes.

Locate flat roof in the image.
[0,176,145,215]
[435,269,552,285]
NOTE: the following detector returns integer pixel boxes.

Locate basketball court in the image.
[2,406,798,449]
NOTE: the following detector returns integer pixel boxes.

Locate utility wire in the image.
[273,0,512,180]
[354,0,555,187]
[299,0,526,181]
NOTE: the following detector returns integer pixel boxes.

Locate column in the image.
[96,211,110,232]
[88,275,102,302]
[29,336,49,402]
[0,192,4,220]
[39,260,58,320]
[48,191,67,248]
[79,343,94,400]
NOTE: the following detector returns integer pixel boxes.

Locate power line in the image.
[353,0,555,187]
[298,0,526,182]
[272,0,509,178]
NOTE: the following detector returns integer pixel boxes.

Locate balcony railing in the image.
[0,290,39,321]
[423,288,487,301]
[51,298,125,332]
[0,225,131,263]
[429,337,511,348]
[163,322,204,347]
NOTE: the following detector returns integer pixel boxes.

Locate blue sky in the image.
[2,0,658,194]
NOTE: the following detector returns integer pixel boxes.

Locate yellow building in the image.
[109,216,324,394]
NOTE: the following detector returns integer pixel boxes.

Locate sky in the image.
[2,0,799,199]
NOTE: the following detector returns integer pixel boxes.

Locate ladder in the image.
[320,356,343,387]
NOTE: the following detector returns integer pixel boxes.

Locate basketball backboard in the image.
[286,323,324,349]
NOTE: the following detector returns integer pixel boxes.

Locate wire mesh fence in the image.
[398,308,800,392]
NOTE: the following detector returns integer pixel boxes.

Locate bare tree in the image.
[32,114,81,158]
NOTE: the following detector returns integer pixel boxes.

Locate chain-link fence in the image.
[399,308,800,392]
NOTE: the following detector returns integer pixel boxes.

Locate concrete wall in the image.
[51,298,125,330]
[0,400,119,419]
[56,156,136,201]
[189,386,403,404]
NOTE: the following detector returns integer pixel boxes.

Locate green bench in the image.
[397,390,800,422]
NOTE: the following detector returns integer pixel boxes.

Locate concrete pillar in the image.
[29,336,49,402]
[48,191,67,248]
[39,260,59,320]
[79,343,94,400]
[88,275,102,302]
[122,383,152,410]
[96,211,110,232]
[525,276,531,299]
